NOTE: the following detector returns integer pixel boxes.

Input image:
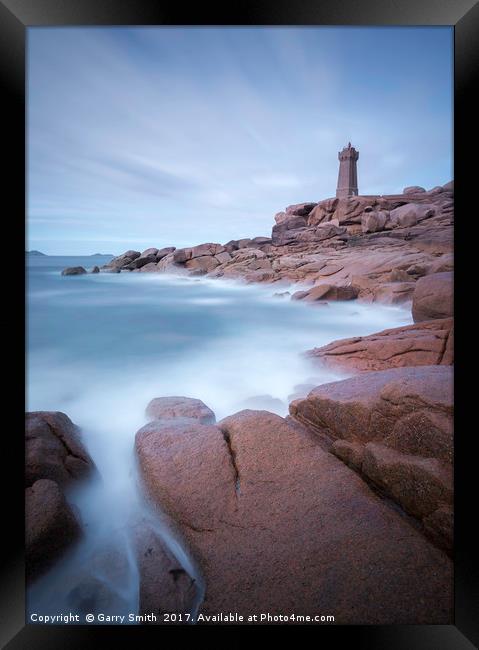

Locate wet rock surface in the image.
[26,479,81,582]
[290,366,453,551]
[145,396,216,424]
[25,413,94,582]
[26,411,95,488]
[136,406,452,623]
[412,271,453,322]
[55,180,454,623]
[307,318,453,372]
[131,519,198,621]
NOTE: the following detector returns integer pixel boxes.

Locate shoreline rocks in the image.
[25,412,95,582]
[60,181,453,322]
[52,179,454,622]
[135,405,452,623]
[412,271,453,322]
[26,411,95,487]
[131,519,198,620]
[26,479,81,582]
[145,396,216,425]
[289,366,453,551]
[62,266,87,276]
[307,318,454,372]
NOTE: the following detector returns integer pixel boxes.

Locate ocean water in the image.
[26,254,413,623]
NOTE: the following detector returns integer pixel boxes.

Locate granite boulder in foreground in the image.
[25,412,95,582]
[131,518,197,620]
[26,411,94,487]
[135,407,452,623]
[26,479,81,582]
[290,366,453,552]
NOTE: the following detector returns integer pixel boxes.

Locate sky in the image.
[27,27,453,256]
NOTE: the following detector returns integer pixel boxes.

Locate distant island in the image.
[26,250,46,256]
[91,253,114,257]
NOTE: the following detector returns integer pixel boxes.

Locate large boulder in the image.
[361,210,389,233]
[106,250,141,270]
[307,198,339,226]
[367,281,416,304]
[140,247,159,257]
[61,267,87,276]
[139,262,161,272]
[189,243,225,258]
[274,211,290,225]
[26,412,94,488]
[403,186,426,194]
[156,246,176,260]
[295,284,359,302]
[307,318,454,372]
[145,396,216,424]
[26,479,81,582]
[334,197,380,225]
[215,251,232,264]
[285,202,317,216]
[156,252,180,272]
[173,248,193,264]
[389,203,436,228]
[412,272,453,322]
[236,238,253,249]
[131,519,197,618]
[184,255,220,275]
[271,221,345,247]
[223,238,255,252]
[124,254,158,270]
[290,366,453,551]
[135,409,452,623]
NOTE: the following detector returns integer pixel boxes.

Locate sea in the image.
[26,253,413,623]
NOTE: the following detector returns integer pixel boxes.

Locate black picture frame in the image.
[3,1,477,647]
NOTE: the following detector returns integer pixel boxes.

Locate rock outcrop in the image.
[99,247,176,273]
[292,284,359,302]
[26,411,94,487]
[25,412,95,582]
[61,182,454,318]
[131,519,197,619]
[136,404,452,623]
[307,318,454,372]
[290,366,453,551]
[145,396,216,424]
[61,267,87,276]
[412,272,454,322]
[55,179,455,622]
[26,479,81,582]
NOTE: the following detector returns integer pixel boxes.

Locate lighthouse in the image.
[336,142,359,198]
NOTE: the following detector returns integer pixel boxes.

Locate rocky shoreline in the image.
[35,181,454,623]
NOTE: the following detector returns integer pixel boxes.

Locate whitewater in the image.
[26,254,412,623]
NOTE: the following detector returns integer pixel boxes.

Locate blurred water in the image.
[26,254,412,623]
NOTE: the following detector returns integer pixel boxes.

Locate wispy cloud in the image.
[27,26,452,255]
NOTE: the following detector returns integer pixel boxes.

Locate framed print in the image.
[2,0,477,647]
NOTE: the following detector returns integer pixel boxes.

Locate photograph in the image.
[0,0,473,639]
[24,24,456,628]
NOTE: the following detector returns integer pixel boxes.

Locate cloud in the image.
[27,27,452,255]
[252,173,302,189]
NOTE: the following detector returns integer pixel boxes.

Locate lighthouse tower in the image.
[336,142,359,198]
